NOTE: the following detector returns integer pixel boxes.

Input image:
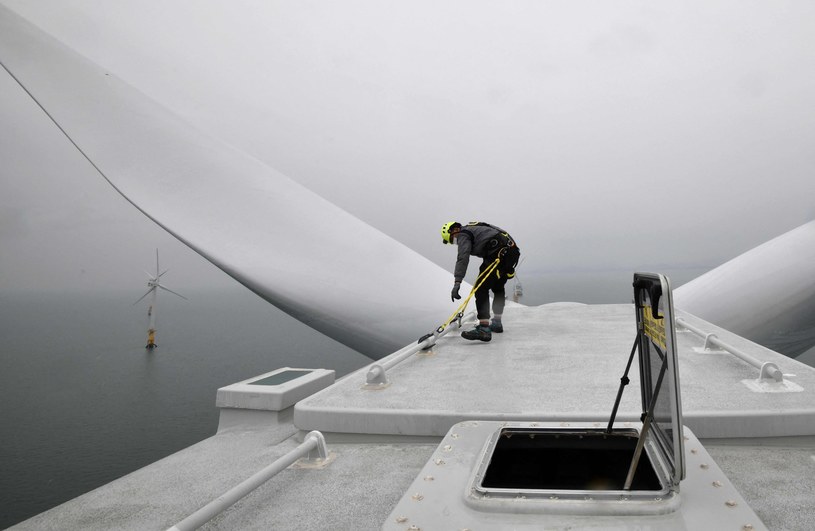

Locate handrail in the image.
[365,311,477,387]
[675,317,783,382]
[167,431,328,531]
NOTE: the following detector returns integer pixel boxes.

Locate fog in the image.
[1,0,814,298]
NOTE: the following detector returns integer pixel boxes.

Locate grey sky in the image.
[1,0,814,296]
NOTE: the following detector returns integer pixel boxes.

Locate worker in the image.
[441,221,521,342]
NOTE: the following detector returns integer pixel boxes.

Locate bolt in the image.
[726,500,738,508]
[712,481,723,487]
[396,516,408,523]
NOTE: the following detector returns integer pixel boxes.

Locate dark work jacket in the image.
[453,223,515,282]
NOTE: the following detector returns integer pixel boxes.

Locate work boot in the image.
[461,324,492,342]
[489,319,504,333]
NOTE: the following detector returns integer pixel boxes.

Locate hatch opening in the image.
[481,428,662,492]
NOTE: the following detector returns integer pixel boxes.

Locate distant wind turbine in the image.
[133,249,187,349]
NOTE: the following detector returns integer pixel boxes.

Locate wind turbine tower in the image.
[133,250,187,349]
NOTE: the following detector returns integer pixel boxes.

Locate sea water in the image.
[0,288,369,528]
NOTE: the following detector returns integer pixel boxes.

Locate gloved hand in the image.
[451,281,461,302]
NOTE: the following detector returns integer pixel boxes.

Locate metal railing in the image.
[675,317,783,382]
[167,431,328,531]
[365,312,477,387]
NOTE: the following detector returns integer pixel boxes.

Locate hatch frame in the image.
[630,272,685,487]
[469,423,678,508]
[466,272,685,510]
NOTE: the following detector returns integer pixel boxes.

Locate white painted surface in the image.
[215,367,335,411]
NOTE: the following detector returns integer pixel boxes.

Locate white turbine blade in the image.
[675,220,815,357]
[158,284,188,300]
[132,287,155,305]
[158,268,169,278]
[155,249,160,278]
[0,9,458,359]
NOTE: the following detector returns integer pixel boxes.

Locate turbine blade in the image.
[155,249,160,277]
[158,268,169,278]
[132,287,154,305]
[158,285,188,300]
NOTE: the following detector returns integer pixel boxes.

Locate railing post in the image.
[676,317,784,382]
[364,312,477,388]
[167,431,328,531]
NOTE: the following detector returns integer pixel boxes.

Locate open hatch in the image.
[470,272,685,512]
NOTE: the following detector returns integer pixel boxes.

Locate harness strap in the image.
[465,221,516,250]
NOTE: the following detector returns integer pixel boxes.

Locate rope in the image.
[435,257,501,333]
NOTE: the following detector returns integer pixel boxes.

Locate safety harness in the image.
[460,222,518,280]
[460,221,517,256]
[418,223,519,345]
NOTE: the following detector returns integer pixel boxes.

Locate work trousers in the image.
[475,246,521,321]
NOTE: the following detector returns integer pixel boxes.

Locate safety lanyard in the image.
[436,256,501,334]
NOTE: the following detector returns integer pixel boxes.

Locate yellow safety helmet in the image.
[441,221,460,244]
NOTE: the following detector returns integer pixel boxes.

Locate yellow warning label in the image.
[642,305,666,350]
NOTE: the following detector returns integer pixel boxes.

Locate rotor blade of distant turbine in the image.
[158,285,188,300]
[155,249,160,278]
[132,287,155,305]
[158,269,169,278]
